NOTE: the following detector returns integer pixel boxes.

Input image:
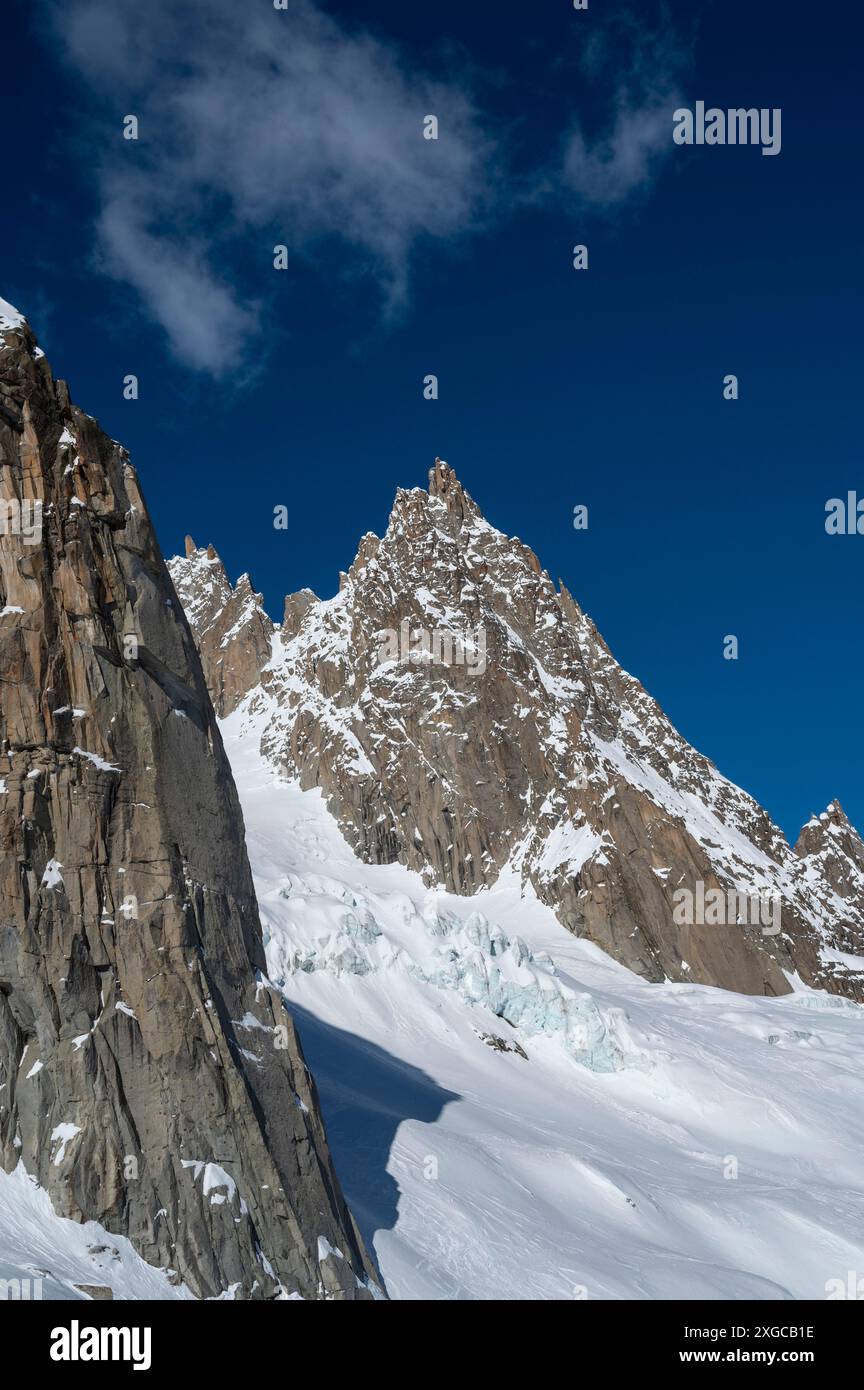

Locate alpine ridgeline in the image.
[169,459,864,1001]
[0,297,378,1300]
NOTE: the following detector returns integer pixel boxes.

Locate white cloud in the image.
[47,0,497,376]
[561,97,679,208]
[96,173,261,376]
[44,2,695,371]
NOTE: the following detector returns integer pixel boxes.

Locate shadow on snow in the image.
[290,1003,460,1284]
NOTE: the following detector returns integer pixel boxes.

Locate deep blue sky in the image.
[2,0,861,841]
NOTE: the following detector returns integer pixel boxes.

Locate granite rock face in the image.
[0,300,377,1301]
[172,461,864,1001]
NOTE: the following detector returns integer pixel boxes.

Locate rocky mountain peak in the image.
[173,459,864,1002]
[796,800,857,851]
[368,457,482,536]
[0,297,47,431]
[821,799,847,828]
[0,299,377,1299]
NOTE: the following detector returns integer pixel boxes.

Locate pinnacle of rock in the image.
[429,456,458,496]
[426,456,479,525]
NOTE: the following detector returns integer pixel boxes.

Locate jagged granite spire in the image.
[428,456,480,524]
[0,300,378,1299]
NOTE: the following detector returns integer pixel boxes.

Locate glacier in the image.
[220,698,864,1301]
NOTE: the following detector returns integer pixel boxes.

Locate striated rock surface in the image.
[0,298,377,1300]
[171,460,864,1001]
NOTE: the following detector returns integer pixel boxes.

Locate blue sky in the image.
[3,0,862,841]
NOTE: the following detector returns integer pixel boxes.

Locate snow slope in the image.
[0,1165,191,1300]
[0,296,25,332]
[224,701,864,1302]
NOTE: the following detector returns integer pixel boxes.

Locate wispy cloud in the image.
[557,14,692,208]
[44,0,498,376]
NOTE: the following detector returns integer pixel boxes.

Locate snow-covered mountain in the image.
[0,303,858,1301]
[170,459,864,1001]
[162,456,864,1300]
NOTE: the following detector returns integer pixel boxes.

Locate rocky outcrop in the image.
[282,589,319,642]
[172,459,864,1001]
[0,298,378,1300]
[168,539,273,718]
[795,802,864,898]
[794,802,864,990]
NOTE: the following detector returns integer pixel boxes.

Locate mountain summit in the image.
[170,462,864,1000]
